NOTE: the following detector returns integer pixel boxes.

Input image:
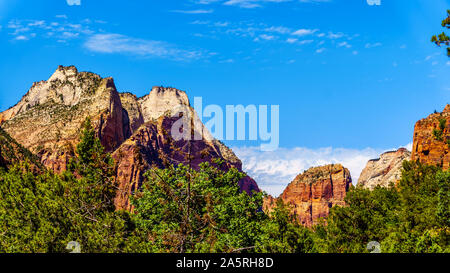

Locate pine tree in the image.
[432,10,450,56]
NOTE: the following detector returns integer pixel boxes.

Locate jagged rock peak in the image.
[0,65,126,172]
[48,65,79,82]
[0,65,105,123]
[358,148,411,190]
[138,86,191,123]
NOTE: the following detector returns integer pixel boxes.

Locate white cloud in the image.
[365,42,382,48]
[286,38,298,44]
[14,35,28,41]
[234,144,411,197]
[66,0,81,6]
[223,0,292,9]
[292,28,318,36]
[171,9,214,14]
[256,34,276,41]
[316,47,325,53]
[6,18,95,42]
[84,33,203,61]
[195,0,331,9]
[338,41,351,48]
[327,32,344,39]
[265,26,291,34]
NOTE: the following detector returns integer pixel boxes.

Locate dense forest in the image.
[0,119,448,253]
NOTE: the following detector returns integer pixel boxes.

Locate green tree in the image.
[256,200,316,253]
[320,185,400,253]
[129,161,266,253]
[0,118,133,253]
[432,10,450,56]
[382,161,449,253]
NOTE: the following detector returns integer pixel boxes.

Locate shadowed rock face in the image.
[411,105,450,170]
[0,65,259,210]
[0,127,42,172]
[119,92,144,134]
[358,148,411,190]
[264,164,351,227]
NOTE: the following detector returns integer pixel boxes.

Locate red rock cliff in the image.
[411,105,450,169]
[264,164,351,227]
[113,115,259,210]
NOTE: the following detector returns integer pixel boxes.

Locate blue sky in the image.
[1,0,449,195]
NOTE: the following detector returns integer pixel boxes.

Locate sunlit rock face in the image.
[264,164,352,227]
[0,66,128,173]
[411,105,450,170]
[358,148,411,190]
[0,66,260,210]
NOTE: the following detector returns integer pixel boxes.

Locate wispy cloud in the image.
[365,42,382,48]
[66,0,81,6]
[292,28,318,36]
[194,0,331,9]
[84,34,203,61]
[6,18,95,42]
[171,9,214,14]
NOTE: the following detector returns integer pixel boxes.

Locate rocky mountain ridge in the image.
[0,65,259,209]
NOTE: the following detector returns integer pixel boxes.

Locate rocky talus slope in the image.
[264,164,352,227]
[358,148,411,190]
[411,105,450,169]
[0,66,259,210]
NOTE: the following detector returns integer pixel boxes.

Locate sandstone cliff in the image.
[358,148,411,190]
[264,164,351,227]
[0,65,259,210]
[0,66,129,173]
[411,105,450,169]
[113,88,259,209]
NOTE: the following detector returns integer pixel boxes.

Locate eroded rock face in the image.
[119,92,144,134]
[0,66,260,210]
[0,66,128,172]
[112,115,260,210]
[138,86,190,123]
[358,148,411,190]
[411,105,450,170]
[264,164,351,227]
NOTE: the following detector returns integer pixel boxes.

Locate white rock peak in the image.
[138,86,190,123]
